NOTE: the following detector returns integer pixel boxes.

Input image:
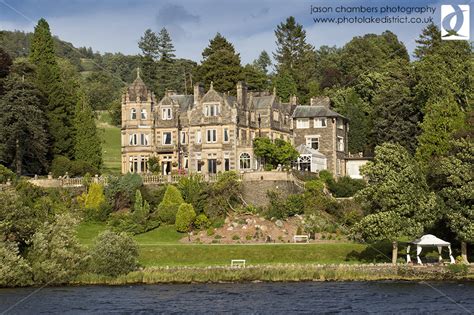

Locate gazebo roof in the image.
[411,234,450,246]
[296,144,326,159]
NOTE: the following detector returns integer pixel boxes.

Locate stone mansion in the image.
[121,73,351,177]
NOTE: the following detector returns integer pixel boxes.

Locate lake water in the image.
[1,281,473,314]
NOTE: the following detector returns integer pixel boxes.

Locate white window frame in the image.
[141,109,147,120]
[239,152,251,170]
[130,108,137,120]
[129,134,138,146]
[196,130,202,144]
[162,132,172,145]
[305,136,319,150]
[204,103,219,117]
[296,118,309,129]
[206,129,217,143]
[337,136,344,152]
[162,107,172,120]
[140,133,149,146]
[223,128,229,143]
[314,118,327,128]
[337,119,344,130]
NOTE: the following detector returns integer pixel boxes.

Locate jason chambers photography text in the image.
[310,5,436,24]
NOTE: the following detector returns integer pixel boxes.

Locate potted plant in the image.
[216,159,222,165]
[172,161,178,167]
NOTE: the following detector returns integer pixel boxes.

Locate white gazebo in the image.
[407,234,455,265]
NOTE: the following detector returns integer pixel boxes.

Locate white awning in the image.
[411,234,451,246]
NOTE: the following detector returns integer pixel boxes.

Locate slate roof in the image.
[170,95,194,111]
[292,105,347,120]
[127,76,149,101]
[252,95,274,109]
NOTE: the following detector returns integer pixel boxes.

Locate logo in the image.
[441,5,470,40]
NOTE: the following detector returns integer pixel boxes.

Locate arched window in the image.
[141,109,147,119]
[239,153,251,170]
[131,108,137,120]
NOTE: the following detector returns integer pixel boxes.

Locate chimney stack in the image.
[193,82,204,104]
[290,95,298,106]
[237,81,247,109]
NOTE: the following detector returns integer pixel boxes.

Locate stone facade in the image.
[121,74,348,176]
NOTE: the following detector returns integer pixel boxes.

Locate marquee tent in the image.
[407,234,455,264]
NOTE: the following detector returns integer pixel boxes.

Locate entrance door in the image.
[162,161,172,175]
[208,159,217,174]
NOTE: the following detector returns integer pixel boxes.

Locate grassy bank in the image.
[96,111,121,174]
[73,264,474,285]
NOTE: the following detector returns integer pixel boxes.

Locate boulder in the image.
[275,220,284,228]
[226,227,234,231]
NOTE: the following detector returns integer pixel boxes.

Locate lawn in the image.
[76,222,378,267]
[96,111,121,174]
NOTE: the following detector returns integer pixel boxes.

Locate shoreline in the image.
[69,264,474,286]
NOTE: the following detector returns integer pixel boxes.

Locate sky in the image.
[0,0,472,64]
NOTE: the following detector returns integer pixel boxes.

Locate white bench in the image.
[293,235,309,243]
[231,259,246,267]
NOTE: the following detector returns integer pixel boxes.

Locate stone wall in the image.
[241,178,303,207]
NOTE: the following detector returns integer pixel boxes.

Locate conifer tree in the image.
[197,33,243,92]
[0,73,48,175]
[273,70,297,102]
[73,92,102,170]
[156,28,177,97]
[29,18,75,158]
[253,50,272,74]
[138,29,159,93]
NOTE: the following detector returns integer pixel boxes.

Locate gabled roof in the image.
[127,76,149,102]
[296,144,327,158]
[292,105,347,120]
[251,95,274,110]
[170,95,194,111]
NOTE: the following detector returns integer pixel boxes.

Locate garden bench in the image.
[293,235,309,243]
[231,259,246,268]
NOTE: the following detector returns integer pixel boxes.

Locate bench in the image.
[293,235,309,243]
[231,259,246,268]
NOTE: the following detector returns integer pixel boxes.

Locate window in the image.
[239,153,251,170]
[204,104,219,117]
[273,111,279,121]
[196,130,202,144]
[223,128,229,142]
[306,137,319,150]
[337,119,344,130]
[141,109,147,119]
[250,112,255,122]
[296,118,309,129]
[336,159,341,175]
[130,108,137,120]
[162,107,172,120]
[314,118,327,128]
[163,132,172,145]
[337,136,344,151]
[180,131,187,144]
[196,153,202,172]
[129,134,138,145]
[140,133,149,146]
[206,129,217,143]
[208,159,217,174]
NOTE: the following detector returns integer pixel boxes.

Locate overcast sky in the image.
[0,0,471,64]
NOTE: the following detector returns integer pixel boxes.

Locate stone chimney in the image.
[193,82,204,104]
[310,96,330,108]
[237,81,247,109]
[290,95,298,106]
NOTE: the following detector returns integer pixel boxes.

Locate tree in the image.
[82,71,123,110]
[132,189,151,228]
[197,33,243,92]
[273,16,316,102]
[153,185,185,224]
[430,139,473,263]
[352,143,437,264]
[371,59,421,154]
[0,241,32,287]
[27,214,86,284]
[253,50,272,74]
[204,171,242,219]
[74,92,102,170]
[175,203,196,233]
[242,64,270,91]
[29,18,75,158]
[413,23,441,59]
[177,174,208,214]
[0,47,12,95]
[138,29,159,94]
[253,137,298,168]
[89,230,139,277]
[156,28,177,97]
[0,73,48,175]
[273,70,297,102]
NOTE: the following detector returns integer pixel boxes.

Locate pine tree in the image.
[138,29,159,93]
[29,18,75,158]
[197,33,243,92]
[253,50,272,74]
[413,23,442,59]
[73,92,102,170]
[273,16,316,102]
[0,48,12,95]
[273,70,297,102]
[0,74,48,175]
[242,64,270,91]
[156,28,177,97]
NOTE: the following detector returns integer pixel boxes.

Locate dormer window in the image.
[131,108,137,120]
[204,104,219,117]
[141,109,147,119]
[162,107,172,120]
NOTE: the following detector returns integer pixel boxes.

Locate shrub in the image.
[232,235,240,240]
[152,185,184,224]
[265,191,304,219]
[178,174,208,214]
[206,228,215,236]
[318,170,334,183]
[305,180,325,194]
[204,171,242,219]
[446,263,468,276]
[105,173,143,211]
[107,212,141,234]
[83,183,105,209]
[0,241,32,287]
[0,165,15,183]
[70,160,99,177]
[175,203,196,232]
[27,214,86,284]
[51,156,98,177]
[326,176,366,197]
[285,194,305,216]
[89,230,139,277]
[139,185,166,208]
[194,213,211,229]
